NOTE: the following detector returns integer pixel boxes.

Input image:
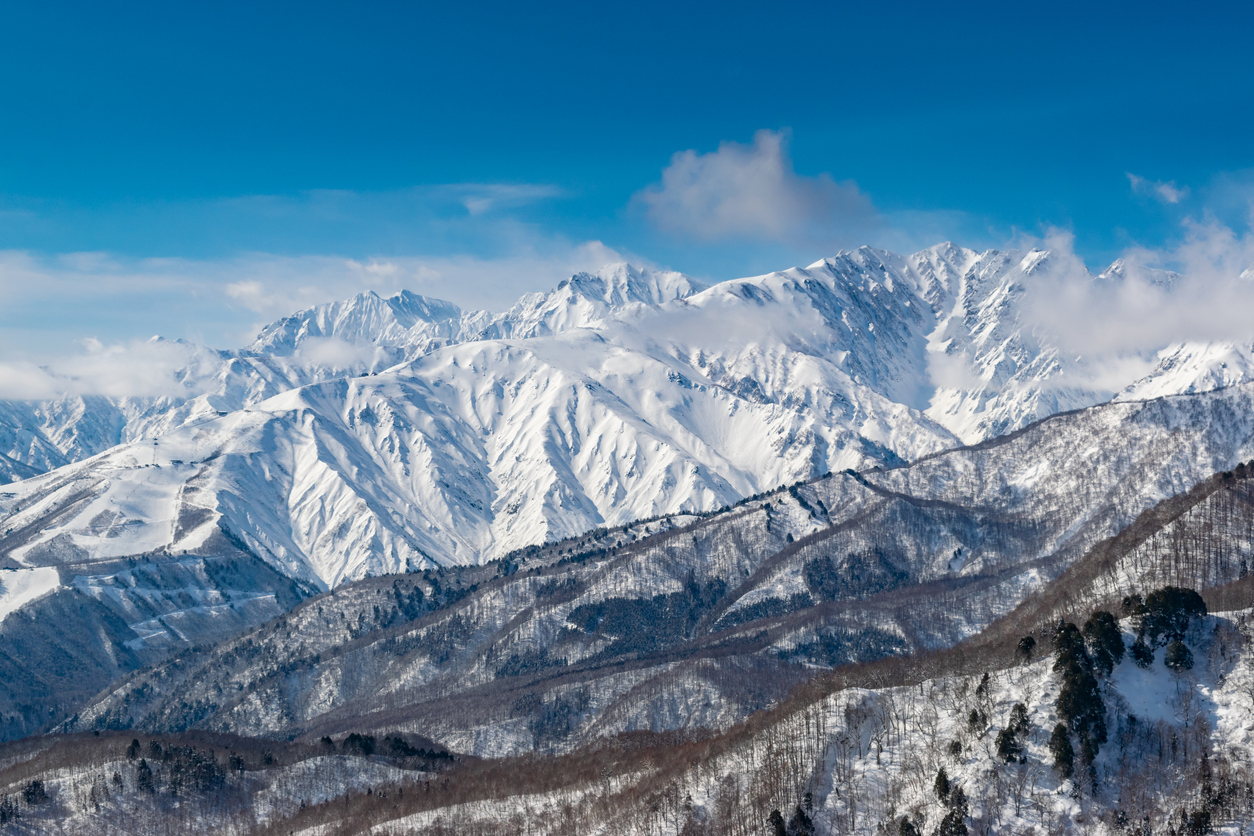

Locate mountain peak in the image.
[561,262,707,308]
[249,288,468,357]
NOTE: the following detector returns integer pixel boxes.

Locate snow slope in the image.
[0,566,58,623]
[6,246,1254,584]
[0,327,955,587]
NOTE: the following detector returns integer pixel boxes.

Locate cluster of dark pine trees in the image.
[1047,587,1207,791]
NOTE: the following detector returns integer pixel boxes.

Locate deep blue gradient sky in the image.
[1,0,1252,354]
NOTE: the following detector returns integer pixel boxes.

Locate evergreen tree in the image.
[1008,703,1029,734]
[934,767,951,802]
[1049,723,1075,779]
[1121,593,1145,616]
[788,804,815,836]
[936,811,968,836]
[1079,736,1099,794]
[935,785,970,836]
[898,816,921,836]
[1164,640,1194,672]
[1138,586,1206,648]
[1015,635,1036,663]
[1185,809,1212,835]
[975,673,991,702]
[21,781,46,806]
[1054,622,1107,750]
[948,786,968,818]
[1053,622,1089,674]
[769,809,787,836]
[136,759,155,794]
[1083,611,1125,675]
[1130,638,1154,668]
[995,704,1029,763]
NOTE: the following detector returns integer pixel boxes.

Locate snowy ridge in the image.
[3,244,1251,485]
[1119,339,1254,402]
[479,262,707,341]
[250,289,472,358]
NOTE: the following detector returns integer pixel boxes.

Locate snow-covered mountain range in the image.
[4,245,1254,592]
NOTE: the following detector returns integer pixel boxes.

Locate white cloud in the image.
[1019,221,1254,360]
[635,129,881,244]
[212,240,634,325]
[1128,172,1190,204]
[291,336,383,369]
[0,338,204,400]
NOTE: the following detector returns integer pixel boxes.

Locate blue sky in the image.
[1,0,1252,358]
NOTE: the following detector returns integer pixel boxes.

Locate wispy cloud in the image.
[0,174,637,400]
[1127,172,1190,204]
[215,241,633,324]
[455,184,564,216]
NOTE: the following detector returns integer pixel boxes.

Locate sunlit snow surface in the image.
[0,566,58,622]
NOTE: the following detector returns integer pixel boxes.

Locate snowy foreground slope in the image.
[6,520,1254,833]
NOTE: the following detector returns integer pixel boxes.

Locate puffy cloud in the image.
[1128,172,1190,204]
[635,130,881,245]
[1020,220,1254,360]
